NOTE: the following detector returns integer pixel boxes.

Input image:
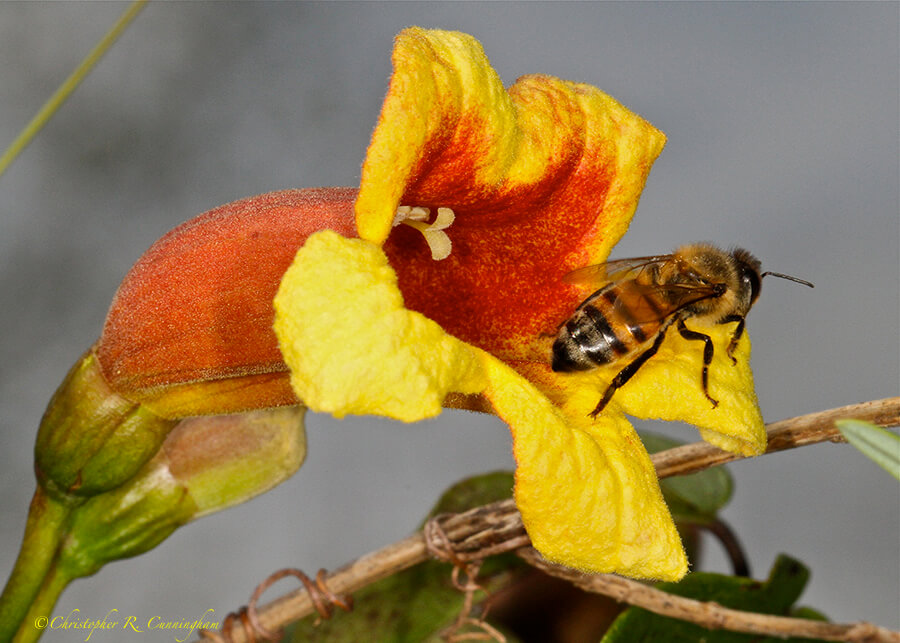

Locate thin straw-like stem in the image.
[0,1,147,179]
[519,547,900,643]
[194,397,899,643]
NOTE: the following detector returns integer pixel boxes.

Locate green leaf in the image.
[288,561,520,643]
[425,470,514,521]
[836,419,900,481]
[790,606,829,622]
[288,472,522,643]
[640,432,733,523]
[601,554,832,643]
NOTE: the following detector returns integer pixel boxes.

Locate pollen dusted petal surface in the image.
[544,323,766,457]
[273,230,486,421]
[614,324,765,456]
[481,357,687,579]
[357,27,666,362]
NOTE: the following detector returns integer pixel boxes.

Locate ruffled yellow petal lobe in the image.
[356,26,665,269]
[617,322,764,455]
[558,322,765,456]
[356,28,515,244]
[481,356,687,580]
[273,230,486,421]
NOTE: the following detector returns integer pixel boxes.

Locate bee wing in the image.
[614,280,724,323]
[562,255,675,287]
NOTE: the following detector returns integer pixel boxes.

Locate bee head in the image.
[732,247,814,312]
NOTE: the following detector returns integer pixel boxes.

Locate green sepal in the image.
[2,407,306,643]
[57,406,306,579]
[58,463,198,579]
[601,554,832,643]
[34,350,177,500]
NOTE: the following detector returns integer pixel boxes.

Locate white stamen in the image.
[393,205,456,260]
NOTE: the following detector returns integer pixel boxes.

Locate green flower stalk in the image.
[1,351,176,642]
[2,392,305,643]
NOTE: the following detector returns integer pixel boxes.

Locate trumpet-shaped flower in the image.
[274,27,765,580]
[3,25,769,642]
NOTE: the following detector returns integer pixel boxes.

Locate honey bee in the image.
[551,243,813,417]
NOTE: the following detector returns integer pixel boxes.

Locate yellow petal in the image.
[481,355,687,580]
[558,322,766,456]
[621,323,765,455]
[356,28,516,244]
[274,229,685,579]
[273,230,486,421]
[356,26,665,268]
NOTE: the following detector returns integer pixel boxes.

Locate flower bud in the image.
[57,406,306,579]
[33,350,177,502]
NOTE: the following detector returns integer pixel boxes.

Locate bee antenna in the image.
[761,271,814,288]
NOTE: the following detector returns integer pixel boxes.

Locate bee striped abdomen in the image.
[552,284,653,372]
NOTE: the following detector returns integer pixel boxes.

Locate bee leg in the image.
[676,319,719,409]
[589,318,675,418]
[720,314,745,364]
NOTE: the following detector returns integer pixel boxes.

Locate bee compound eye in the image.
[745,269,762,302]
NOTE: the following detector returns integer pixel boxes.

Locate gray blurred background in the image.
[1,3,897,640]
